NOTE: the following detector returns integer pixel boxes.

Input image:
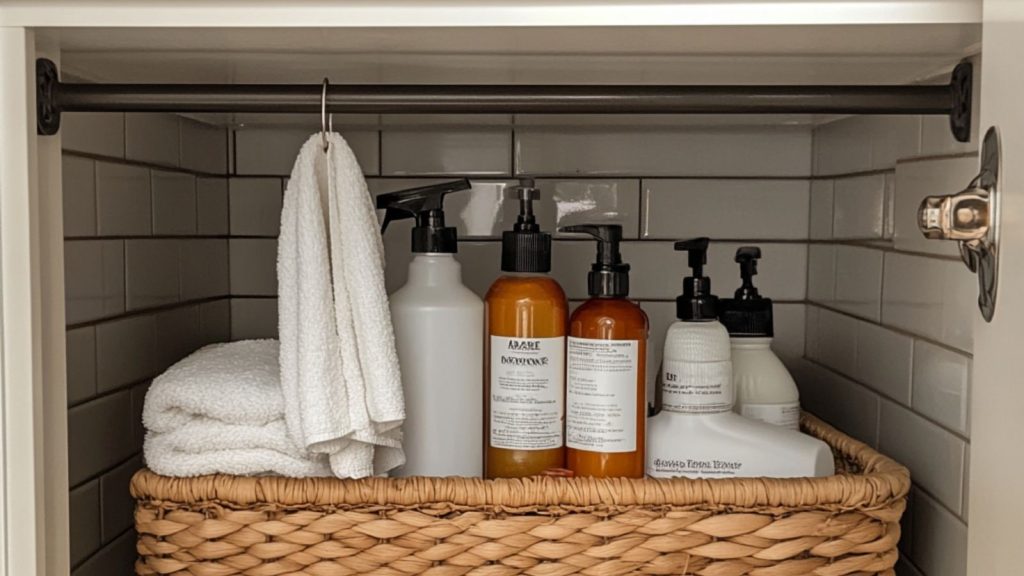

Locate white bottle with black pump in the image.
[646,238,834,479]
[720,247,801,429]
[378,179,484,477]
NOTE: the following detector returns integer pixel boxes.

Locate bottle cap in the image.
[559,224,630,297]
[720,246,774,337]
[376,179,471,254]
[502,179,552,272]
[673,237,719,321]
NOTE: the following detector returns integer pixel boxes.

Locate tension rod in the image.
[35,58,973,142]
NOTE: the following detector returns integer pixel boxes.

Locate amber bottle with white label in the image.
[484,182,567,478]
[561,225,647,478]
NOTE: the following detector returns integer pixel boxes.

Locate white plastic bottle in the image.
[720,247,801,429]
[646,239,833,479]
[378,180,484,477]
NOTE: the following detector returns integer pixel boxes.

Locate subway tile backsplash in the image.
[62,114,233,572]
[61,104,977,576]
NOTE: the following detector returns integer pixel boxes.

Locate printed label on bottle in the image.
[566,337,638,453]
[648,456,745,478]
[489,336,565,450]
[741,402,801,430]
[661,358,732,413]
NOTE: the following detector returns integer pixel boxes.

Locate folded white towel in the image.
[143,340,331,477]
[278,133,405,479]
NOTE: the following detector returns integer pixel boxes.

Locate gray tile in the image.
[912,341,971,436]
[67,390,134,486]
[882,253,975,353]
[196,177,229,235]
[180,118,227,174]
[833,245,883,321]
[853,322,913,406]
[642,179,809,240]
[382,129,511,175]
[61,113,124,159]
[63,155,97,237]
[896,557,924,576]
[96,315,156,394]
[95,162,151,236]
[814,115,921,176]
[806,244,836,305]
[199,299,231,345]
[813,308,858,377]
[100,455,143,544]
[125,113,180,167]
[772,303,806,363]
[151,170,197,235]
[131,381,150,453]
[808,179,833,240]
[234,127,379,175]
[154,306,202,372]
[832,174,886,239]
[64,240,125,325]
[66,326,97,405]
[229,178,282,236]
[230,298,278,340]
[71,529,136,576]
[541,179,641,239]
[792,360,880,447]
[229,238,277,296]
[517,126,812,177]
[180,239,229,300]
[879,399,966,513]
[125,240,180,310]
[69,479,101,566]
[910,488,968,576]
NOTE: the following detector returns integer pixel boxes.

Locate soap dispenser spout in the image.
[673,237,718,321]
[734,246,762,299]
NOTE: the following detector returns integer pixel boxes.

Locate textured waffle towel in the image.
[143,339,331,477]
[277,133,405,478]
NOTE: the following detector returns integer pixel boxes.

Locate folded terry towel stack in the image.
[143,340,331,478]
[277,133,406,479]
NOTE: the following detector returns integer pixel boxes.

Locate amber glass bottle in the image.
[562,225,648,478]
[484,181,568,478]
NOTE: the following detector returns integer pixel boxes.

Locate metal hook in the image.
[320,78,332,152]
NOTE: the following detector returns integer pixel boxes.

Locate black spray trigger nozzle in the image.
[376,178,471,254]
[376,178,471,233]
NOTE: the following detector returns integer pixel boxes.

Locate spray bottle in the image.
[378,179,483,477]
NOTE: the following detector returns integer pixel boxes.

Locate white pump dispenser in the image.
[646,239,833,479]
[720,247,801,429]
[378,180,484,477]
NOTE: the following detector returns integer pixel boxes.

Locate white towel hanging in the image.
[277,132,405,479]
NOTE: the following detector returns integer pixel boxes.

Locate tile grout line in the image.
[803,356,970,443]
[807,301,973,359]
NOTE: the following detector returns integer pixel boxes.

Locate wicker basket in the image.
[131,413,909,576]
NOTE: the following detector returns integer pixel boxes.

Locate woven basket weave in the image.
[131,413,909,576]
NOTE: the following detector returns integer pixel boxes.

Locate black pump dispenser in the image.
[720,247,774,337]
[674,238,719,321]
[560,224,630,298]
[501,179,552,272]
[376,179,471,253]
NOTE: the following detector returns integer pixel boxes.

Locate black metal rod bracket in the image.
[949,60,973,143]
[36,58,61,136]
[34,57,974,143]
